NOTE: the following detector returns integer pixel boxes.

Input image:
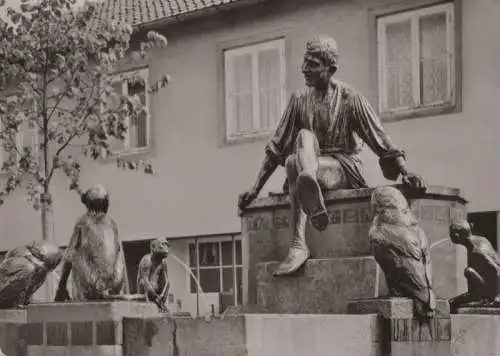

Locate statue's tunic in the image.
[65,213,126,301]
[265,79,405,188]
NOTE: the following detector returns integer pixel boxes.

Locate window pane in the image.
[222,267,234,293]
[231,53,253,134]
[190,268,198,293]
[128,80,148,149]
[235,240,242,265]
[221,241,233,266]
[188,244,196,267]
[198,242,219,267]
[419,12,448,105]
[384,20,413,110]
[109,82,125,152]
[236,267,243,305]
[258,48,281,131]
[199,268,220,293]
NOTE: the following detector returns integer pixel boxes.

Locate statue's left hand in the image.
[402,173,427,193]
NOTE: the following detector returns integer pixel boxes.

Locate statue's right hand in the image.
[238,187,259,214]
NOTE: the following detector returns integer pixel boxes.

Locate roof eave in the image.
[134,0,269,31]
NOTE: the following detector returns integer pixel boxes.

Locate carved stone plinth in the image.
[256,257,387,314]
[348,298,452,356]
[241,185,468,308]
[26,301,160,356]
[0,309,27,356]
[451,310,500,355]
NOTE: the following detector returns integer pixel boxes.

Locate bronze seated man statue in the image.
[55,185,129,302]
[238,35,426,276]
[448,220,500,313]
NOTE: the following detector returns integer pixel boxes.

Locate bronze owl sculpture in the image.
[369,186,436,319]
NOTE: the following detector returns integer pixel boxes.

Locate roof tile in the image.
[96,0,246,26]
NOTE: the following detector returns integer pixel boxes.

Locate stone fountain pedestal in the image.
[241,185,468,313]
[4,184,488,356]
[25,301,160,356]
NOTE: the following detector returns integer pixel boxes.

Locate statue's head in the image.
[151,238,170,259]
[302,35,339,88]
[370,186,417,226]
[81,185,109,215]
[449,220,472,244]
[371,186,409,213]
[26,241,63,270]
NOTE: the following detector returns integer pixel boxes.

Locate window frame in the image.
[217,30,290,147]
[106,67,152,157]
[186,235,243,306]
[371,0,462,122]
[224,38,287,142]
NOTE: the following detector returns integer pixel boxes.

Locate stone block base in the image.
[347,297,450,318]
[456,307,500,315]
[452,313,500,355]
[0,308,27,356]
[348,298,451,356]
[255,257,387,314]
[124,314,380,356]
[26,301,160,356]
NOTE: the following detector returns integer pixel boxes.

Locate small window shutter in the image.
[226,52,253,137]
[128,80,148,149]
[108,81,126,153]
[419,12,448,105]
[257,46,282,131]
[383,19,413,111]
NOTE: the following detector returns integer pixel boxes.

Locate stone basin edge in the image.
[242,184,467,213]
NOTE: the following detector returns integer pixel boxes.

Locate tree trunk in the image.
[41,192,56,301]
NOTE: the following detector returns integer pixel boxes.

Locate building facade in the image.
[1,0,500,315]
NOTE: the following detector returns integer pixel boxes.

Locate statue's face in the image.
[449,228,460,243]
[151,238,170,258]
[301,52,333,88]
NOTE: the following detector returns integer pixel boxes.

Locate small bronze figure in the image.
[369,186,436,319]
[448,220,500,313]
[137,238,170,313]
[238,35,426,277]
[55,185,129,302]
[0,241,62,309]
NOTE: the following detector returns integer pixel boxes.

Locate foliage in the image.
[0,0,169,211]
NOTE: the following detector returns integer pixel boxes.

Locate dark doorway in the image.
[467,211,498,250]
[123,239,151,293]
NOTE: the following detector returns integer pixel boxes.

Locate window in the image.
[224,38,286,140]
[188,236,243,307]
[377,3,455,117]
[107,68,150,155]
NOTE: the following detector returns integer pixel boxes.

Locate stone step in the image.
[254,257,388,314]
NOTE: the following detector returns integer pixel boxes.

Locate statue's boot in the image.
[273,234,310,276]
[297,172,328,231]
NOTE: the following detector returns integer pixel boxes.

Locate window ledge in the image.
[381,102,459,123]
[99,146,153,164]
[221,131,272,147]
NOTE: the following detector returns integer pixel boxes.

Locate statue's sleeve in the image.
[265,92,302,166]
[350,92,406,181]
